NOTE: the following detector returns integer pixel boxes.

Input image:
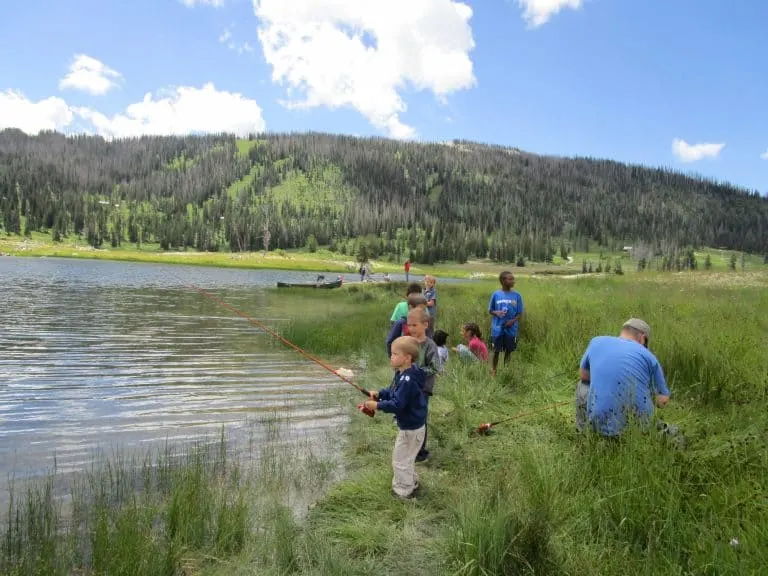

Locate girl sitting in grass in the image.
[453,322,489,362]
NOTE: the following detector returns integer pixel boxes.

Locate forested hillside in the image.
[1,129,766,264]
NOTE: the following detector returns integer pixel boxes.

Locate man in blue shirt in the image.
[577,318,671,437]
[488,271,524,377]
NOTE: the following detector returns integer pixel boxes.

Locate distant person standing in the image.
[404,259,411,282]
[488,271,523,377]
[576,318,671,437]
[423,275,437,334]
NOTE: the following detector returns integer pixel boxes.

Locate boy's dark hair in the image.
[463,322,482,340]
[406,282,422,296]
[407,293,427,308]
[499,271,513,284]
[433,330,449,347]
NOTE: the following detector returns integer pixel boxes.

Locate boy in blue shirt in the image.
[364,336,427,499]
[577,318,671,437]
[488,271,524,377]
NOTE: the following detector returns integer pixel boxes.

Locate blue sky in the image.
[0,0,766,193]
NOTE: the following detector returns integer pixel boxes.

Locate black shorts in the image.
[493,334,518,353]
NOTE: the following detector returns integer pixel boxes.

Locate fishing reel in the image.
[472,422,495,436]
[357,403,375,418]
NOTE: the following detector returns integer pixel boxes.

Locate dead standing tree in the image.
[259,204,272,255]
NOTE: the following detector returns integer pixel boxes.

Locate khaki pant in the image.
[575,381,590,433]
[392,426,426,497]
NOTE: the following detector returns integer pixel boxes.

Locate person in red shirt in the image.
[404,259,411,282]
[452,322,489,362]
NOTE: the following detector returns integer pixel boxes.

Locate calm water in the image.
[0,257,359,497]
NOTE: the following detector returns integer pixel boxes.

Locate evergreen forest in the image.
[1,128,766,264]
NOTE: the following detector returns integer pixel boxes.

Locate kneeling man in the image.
[576,318,670,437]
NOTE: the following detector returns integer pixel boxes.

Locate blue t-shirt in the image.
[581,336,670,436]
[488,289,524,337]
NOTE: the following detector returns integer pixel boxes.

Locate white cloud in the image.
[181,0,224,7]
[517,0,585,28]
[760,149,768,160]
[59,54,122,96]
[1,83,265,139]
[671,138,725,163]
[253,0,476,139]
[74,82,265,138]
[0,90,74,134]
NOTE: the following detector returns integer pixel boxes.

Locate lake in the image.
[0,257,364,503]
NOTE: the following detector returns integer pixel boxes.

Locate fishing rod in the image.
[168,271,376,416]
[472,370,576,436]
[473,400,571,436]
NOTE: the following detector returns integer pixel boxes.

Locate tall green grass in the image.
[266,273,768,574]
[0,413,342,575]
[3,273,766,575]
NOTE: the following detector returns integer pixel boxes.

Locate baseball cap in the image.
[622,318,651,339]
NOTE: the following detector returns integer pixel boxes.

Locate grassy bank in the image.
[3,272,767,574]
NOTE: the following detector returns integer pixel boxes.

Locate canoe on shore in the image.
[276,279,343,289]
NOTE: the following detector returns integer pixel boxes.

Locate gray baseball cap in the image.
[623,318,651,339]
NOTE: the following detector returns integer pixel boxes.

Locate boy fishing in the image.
[363,336,426,499]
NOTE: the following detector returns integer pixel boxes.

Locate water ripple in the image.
[0,257,349,491]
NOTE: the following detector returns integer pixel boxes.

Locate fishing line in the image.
[167,270,373,401]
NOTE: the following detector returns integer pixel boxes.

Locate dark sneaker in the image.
[415,452,430,463]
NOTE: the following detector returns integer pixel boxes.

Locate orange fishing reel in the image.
[357,403,376,417]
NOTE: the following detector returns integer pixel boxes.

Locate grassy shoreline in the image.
[7,233,764,280]
[275,278,767,572]
[3,270,767,574]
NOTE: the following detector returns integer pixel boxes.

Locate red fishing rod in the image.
[172,273,376,416]
[472,400,571,436]
[472,370,576,436]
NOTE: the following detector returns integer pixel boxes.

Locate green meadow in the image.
[2,271,767,575]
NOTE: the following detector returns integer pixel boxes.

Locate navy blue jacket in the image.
[376,365,427,430]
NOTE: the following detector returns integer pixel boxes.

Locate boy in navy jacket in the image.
[364,336,427,499]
